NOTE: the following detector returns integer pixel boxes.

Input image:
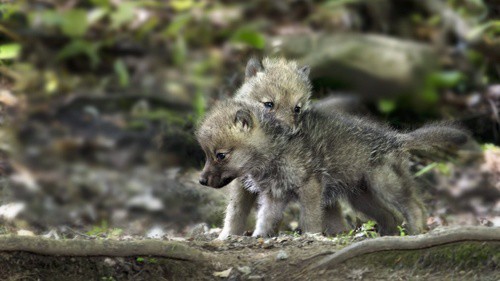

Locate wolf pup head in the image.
[235,57,312,131]
[196,100,268,188]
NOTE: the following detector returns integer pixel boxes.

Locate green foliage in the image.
[193,89,206,121]
[0,43,21,60]
[415,162,451,177]
[61,9,89,38]
[397,225,407,237]
[163,14,191,38]
[377,99,396,114]
[57,40,101,68]
[468,20,500,39]
[113,59,130,87]
[482,143,500,152]
[173,36,188,66]
[136,257,158,264]
[360,220,379,238]
[110,2,137,29]
[87,221,123,238]
[231,28,266,49]
[170,0,197,12]
[422,71,464,105]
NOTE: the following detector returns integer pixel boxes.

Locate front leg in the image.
[297,177,323,234]
[218,181,257,240]
[253,193,287,237]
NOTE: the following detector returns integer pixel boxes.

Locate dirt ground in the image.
[0,229,498,281]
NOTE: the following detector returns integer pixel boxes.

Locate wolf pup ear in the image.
[234,109,253,131]
[298,65,310,80]
[245,58,263,79]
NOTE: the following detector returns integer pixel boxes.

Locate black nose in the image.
[199,178,208,186]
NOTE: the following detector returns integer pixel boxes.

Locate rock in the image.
[0,202,25,221]
[17,229,35,236]
[188,223,209,239]
[270,33,437,99]
[146,226,165,238]
[237,266,251,275]
[276,250,288,260]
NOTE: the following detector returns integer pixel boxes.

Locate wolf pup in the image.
[197,100,324,237]
[208,58,345,239]
[197,98,471,236]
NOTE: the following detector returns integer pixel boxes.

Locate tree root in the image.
[306,226,500,271]
[0,235,214,262]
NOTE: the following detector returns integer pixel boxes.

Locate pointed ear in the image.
[234,109,253,131]
[298,65,310,81]
[245,58,263,79]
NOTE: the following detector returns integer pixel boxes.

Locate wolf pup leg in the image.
[346,186,402,235]
[297,177,324,234]
[370,161,428,235]
[322,202,348,236]
[253,193,288,237]
[218,181,257,240]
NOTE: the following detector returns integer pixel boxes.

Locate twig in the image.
[306,226,500,271]
[0,235,214,262]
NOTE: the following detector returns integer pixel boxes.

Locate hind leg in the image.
[322,201,348,236]
[370,163,428,235]
[347,188,402,235]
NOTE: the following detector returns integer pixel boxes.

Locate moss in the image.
[346,242,500,271]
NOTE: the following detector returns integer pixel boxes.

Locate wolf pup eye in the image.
[294,106,301,113]
[216,153,226,160]
[263,102,274,109]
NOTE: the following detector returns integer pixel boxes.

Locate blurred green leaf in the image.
[163,13,191,38]
[231,28,265,49]
[111,2,136,29]
[31,10,62,27]
[430,71,463,88]
[421,86,439,104]
[61,9,89,38]
[91,0,111,8]
[88,8,109,25]
[170,0,195,12]
[113,59,130,88]
[377,99,396,114]
[482,143,499,152]
[173,36,187,66]
[0,3,21,21]
[435,163,451,176]
[57,40,100,68]
[194,88,205,120]
[414,162,438,177]
[0,43,21,60]
[467,21,500,39]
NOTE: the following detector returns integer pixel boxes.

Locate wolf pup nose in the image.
[199,177,208,186]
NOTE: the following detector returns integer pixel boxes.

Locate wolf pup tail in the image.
[399,123,481,161]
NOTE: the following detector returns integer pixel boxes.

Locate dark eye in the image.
[216,153,226,160]
[294,106,301,113]
[263,102,274,109]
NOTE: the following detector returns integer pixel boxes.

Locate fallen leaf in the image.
[213,267,232,278]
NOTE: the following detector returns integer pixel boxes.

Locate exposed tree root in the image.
[306,226,500,271]
[0,235,214,262]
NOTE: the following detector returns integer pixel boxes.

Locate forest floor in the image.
[0,226,498,281]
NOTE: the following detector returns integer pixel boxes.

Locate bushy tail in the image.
[399,122,481,161]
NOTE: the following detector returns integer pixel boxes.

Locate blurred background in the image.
[0,0,498,238]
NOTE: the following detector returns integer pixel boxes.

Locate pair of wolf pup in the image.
[196,58,470,239]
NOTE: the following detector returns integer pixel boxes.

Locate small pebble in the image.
[276,250,288,260]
